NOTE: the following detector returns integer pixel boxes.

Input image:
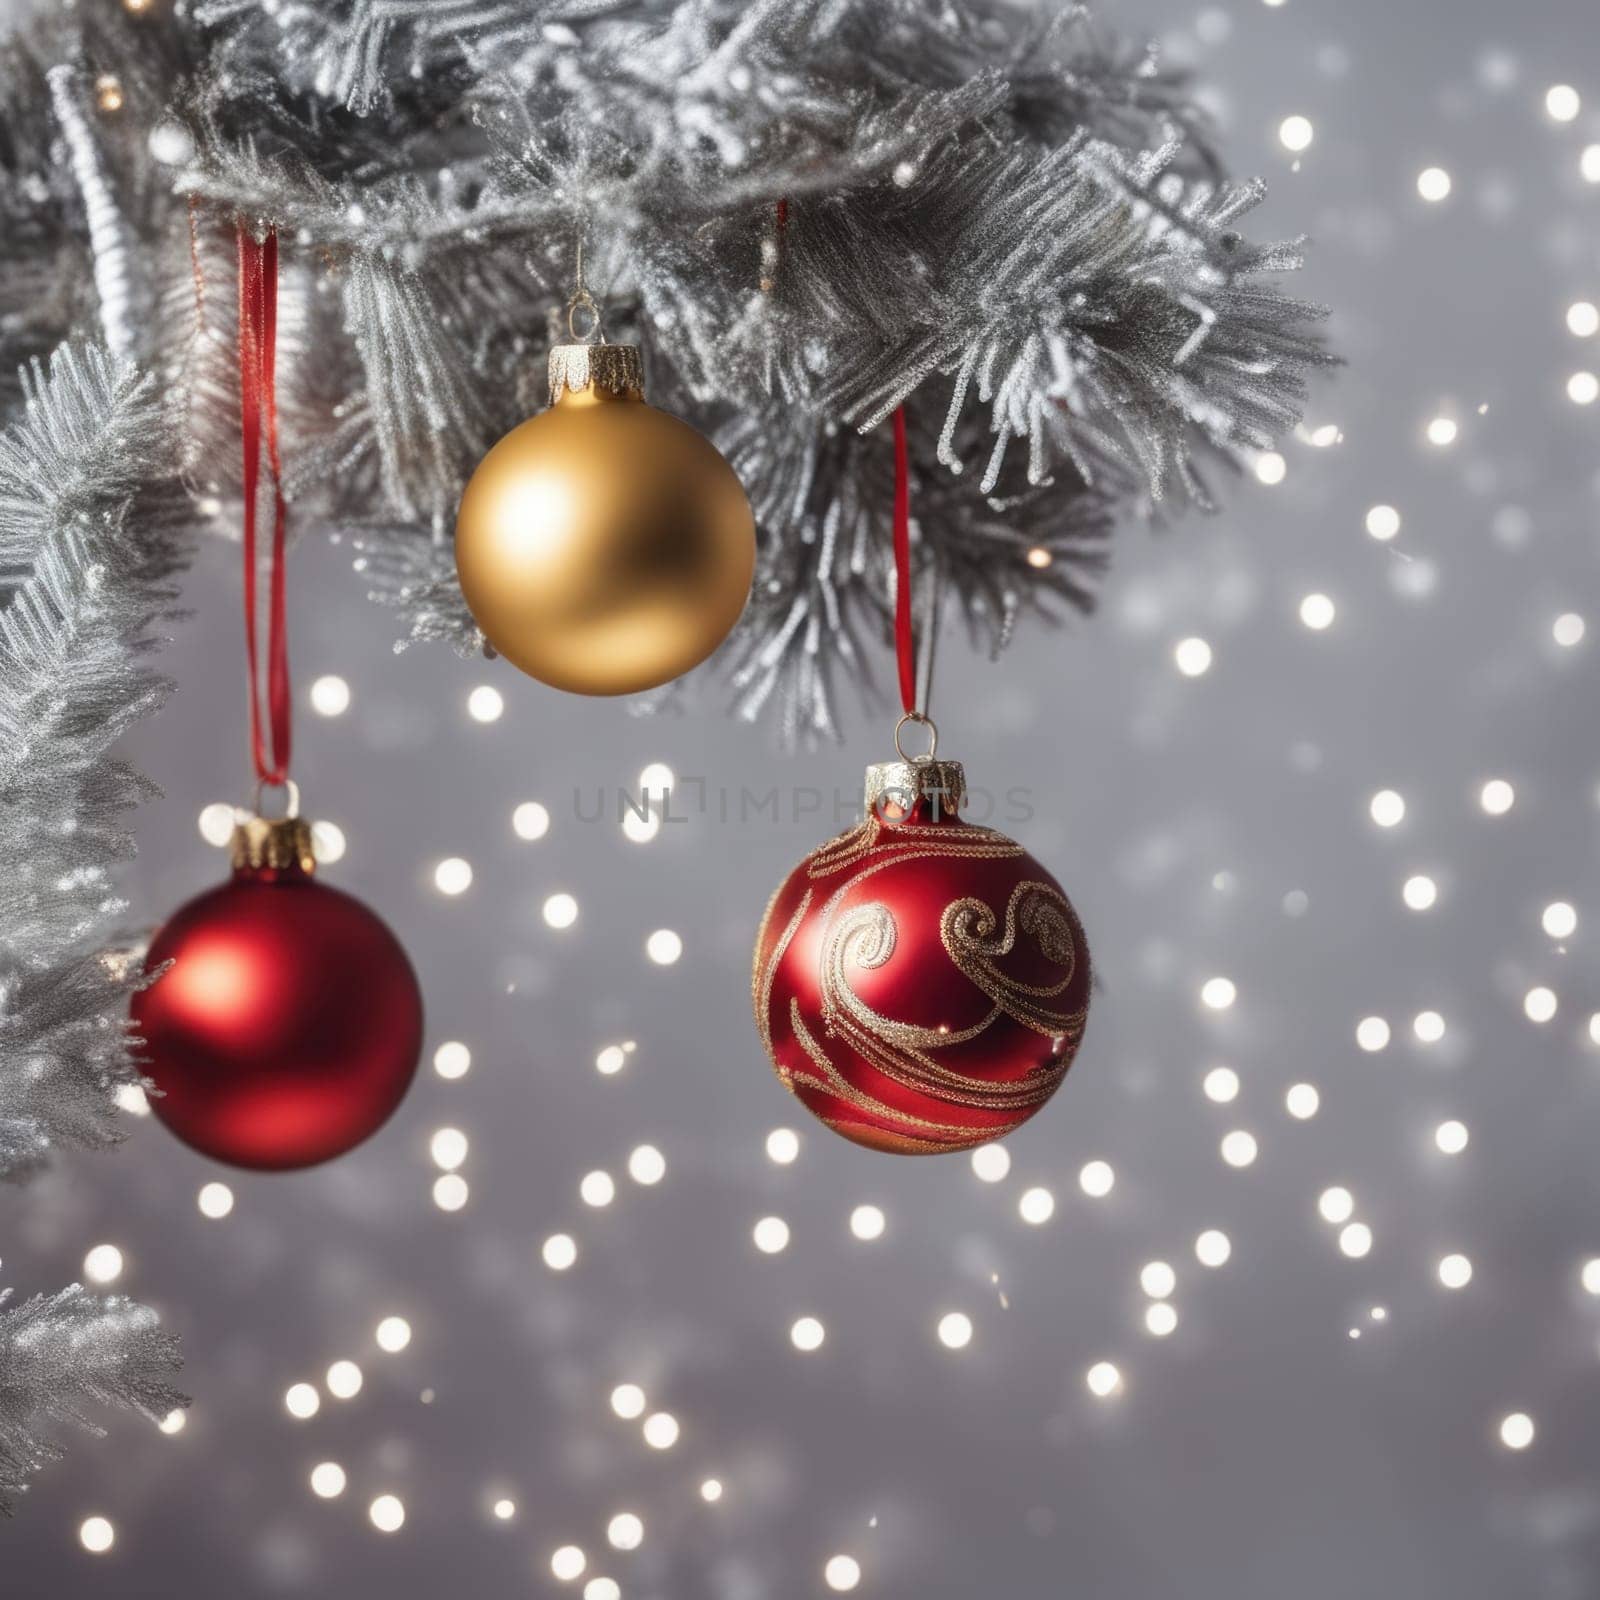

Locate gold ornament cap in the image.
[864,757,966,820]
[548,342,645,405]
[230,814,316,875]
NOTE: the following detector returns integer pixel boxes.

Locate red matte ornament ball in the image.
[131,818,423,1170]
[753,758,1090,1155]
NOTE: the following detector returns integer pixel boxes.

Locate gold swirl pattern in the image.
[940,882,1086,1037]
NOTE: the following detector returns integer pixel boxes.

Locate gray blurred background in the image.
[8,0,1600,1594]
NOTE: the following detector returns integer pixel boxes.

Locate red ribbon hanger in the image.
[236,224,292,788]
[891,405,916,719]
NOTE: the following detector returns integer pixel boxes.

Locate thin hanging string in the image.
[237,223,291,787]
[892,405,917,717]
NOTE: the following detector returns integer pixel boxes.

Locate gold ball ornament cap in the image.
[230,814,316,876]
[454,340,756,697]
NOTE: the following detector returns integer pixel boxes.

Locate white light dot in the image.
[1584,144,1600,183]
[375,1316,412,1352]
[512,801,550,841]
[753,1216,790,1254]
[198,802,237,846]
[622,808,660,843]
[1195,1229,1232,1267]
[937,1311,973,1349]
[1299,592,1336,630]
[584,1580,620,1600]
[543,892,579,929]
[114,1082,150,1116]
[1174,636,1213,677]
[467,684,504,723]
[1356,1015,1390,1052]
[849,1204,886,1241]
[1499,1412,1535,1450]
[83,1244,123,1284]
[1554,612,1586,648]
[542,1233,578,1271]
[610,1384,646,1420]
[430,1126,468,1171]
[434,857,472,895]
[79,1517,115,1554]
[1414,1010,1446,1043]
[607,1512,643,1550]
[551,1545,587,1581]
[1542,901,1577,939]
[645,928,682,965]
[1145,1302,1178,1337]
[1339,1222,1373,1258]
[1079,1159,1115,1198]
[1018,1186,1056,1224]
[1086,1361,1122,1397]
[1403,874,1438,911]
[148,119,195,165]
[1365,504,1401,541]
[433,1040,471,1080]
[1568,302,1600,338]
[285,1382,320,1420]
[493,1499,516,1521]
[310,1462,346,1498]
[1439,1253,1473,1289]
[580,1170,615,1208]
[766,1127,800,1164]
[196,1181,234,1219]
[700,1478,723,1502]
[642,1411,679,1448]
[1592,1014,1600,1046]
[1370,790,1406,828]
[1254,451,1287,485]
[158,1408,186,1434]
[326,1360,363,1400]
[1278,114,1314,151]
[1546,84,1581,121]
[1479,779,1515,816]
[433,1172,469,1210]
[1202,1065,1240,1103]
[309,674,350,716]
[1417,166,1452,202]
[1140,1261,1176,1299]
[824,1555,862,1592]
[1220,1130,1258,1168]
[1286,1083,1320,1119]
[1524,986,1558,1023]
[626,1144,666,1186]
[1201,977,1236,1011]
[1426,415,1458,445]
[970,1143,1011,1182]
[790,1316,826,1352]
[1567,371,1599,405]
[595,1043,630,1075]
[638,762,675,797]
[310,819,346,864]
[1319,1186,1355,1224]
[1435,1119,1469,1155]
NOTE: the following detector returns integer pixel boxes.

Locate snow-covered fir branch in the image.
[0,1285,185,1516]
[0,0,1329,738]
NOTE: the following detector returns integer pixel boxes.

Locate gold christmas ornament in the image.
[454,337,756,696]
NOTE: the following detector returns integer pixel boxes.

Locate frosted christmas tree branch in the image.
[0,1285,185,1516]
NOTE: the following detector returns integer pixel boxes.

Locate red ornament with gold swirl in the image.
[753,745,1091,1154]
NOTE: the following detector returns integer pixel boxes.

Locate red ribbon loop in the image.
[891,405,916,718]
[237,224,291,787]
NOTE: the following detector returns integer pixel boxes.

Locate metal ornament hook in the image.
[252,776,300,820]
[566,230,604,344]
[893,710,938,764]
